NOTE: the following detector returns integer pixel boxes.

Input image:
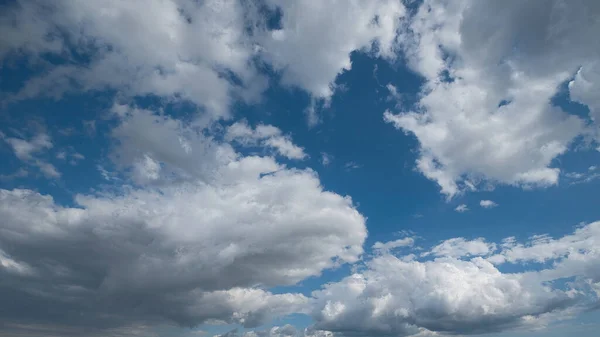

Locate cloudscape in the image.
[1,1,599,336]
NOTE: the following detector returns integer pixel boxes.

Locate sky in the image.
[0,0,600,336]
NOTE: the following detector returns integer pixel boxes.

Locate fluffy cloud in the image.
[479,200,498,208]
[260,0,405,99]
[1,0,265,118]
[1,0,407,125]
[262,0,405,125]
[0,108,366,331]
[226,121,306,160]
[385,0,600,196]
[0,168,362,328]
[309,222,600,337]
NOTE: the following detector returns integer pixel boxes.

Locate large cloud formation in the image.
[0,107,366,332]
[384,0,600,196]
[309,222,600,337]
[1,0,406,124]
[1,1,600,336]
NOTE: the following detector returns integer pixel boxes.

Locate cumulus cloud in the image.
[1,0,407,125]
[260,0,405,100]
[1,0,265,118]
[226,121,306,160]
[309,222,600,337]
[479,200,498,208]
[385,0,600,197]
[261,0,405,125]
[0,107,366,331]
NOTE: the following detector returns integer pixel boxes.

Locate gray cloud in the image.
[0,107,366,331]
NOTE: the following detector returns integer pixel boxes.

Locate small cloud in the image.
[2,132,52,161]
[565,172,584,179]
[455,204,469,213]
[1,131,60,179]
[373,237,415,253]
[0,168,28,181]
[226,120,306,160]
[344,161,361,171]
[479,200,498,208]
[84,120,97,137]
[386,83,402,104]
[36,161,60,178]
[320,152,332,166]
[564,168,600,185]
[413,213,424,219]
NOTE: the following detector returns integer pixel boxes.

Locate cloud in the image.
[564,166,600,185]
[424,237,497,258]
[384,0,600,197]
[320,153,332,166]
[454,204,469,212]
[1,131,60,178]
[479,200,498,208]
[344,162,361,171]
[2,132,52,161]
[1,0,266,118]
[309,222,600,336]
[0,108,366,331]
[1,0,408,125]
[226,121,307,160]
[260,0,406,99]
[373,237,415,253]
[487,222,600,266]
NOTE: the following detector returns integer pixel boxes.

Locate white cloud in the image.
[2,132,52,161]
[479,200,498,208]
[564,167,600,185]
[35,160,61,178]
[385,0,599,197]
[261,0,404,98]
[1,0,265,119]
[309,222,600,337]
[488,222,600,267]
[1,0,409,125]
[259,0,406,123]
[424,237,496,258]
[225,121,306,160]
[454,204,468,213]
[373,237,415,253]
[1,132,60,178]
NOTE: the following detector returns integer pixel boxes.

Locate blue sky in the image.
[1,1,600,337]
